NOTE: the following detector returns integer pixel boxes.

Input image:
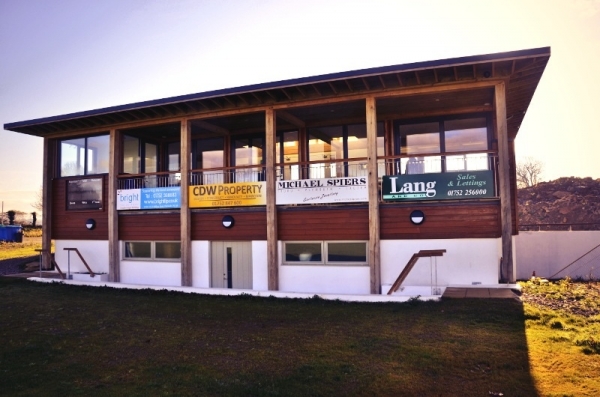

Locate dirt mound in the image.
[518,177,600,230]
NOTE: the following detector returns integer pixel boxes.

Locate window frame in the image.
[122,241,181,261]
[58,133,110,177]
[394,114,492,174]
[282,240,368,266]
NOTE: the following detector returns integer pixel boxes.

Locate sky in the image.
[1,0,599,214]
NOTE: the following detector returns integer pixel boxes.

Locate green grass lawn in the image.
[0,273,598,396]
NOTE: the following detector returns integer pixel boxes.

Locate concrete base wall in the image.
[54,240,109,275]
[381,238,502,287]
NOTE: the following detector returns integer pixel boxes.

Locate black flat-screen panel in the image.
[67,177,103,211]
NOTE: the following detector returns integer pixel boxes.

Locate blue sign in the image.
[141,187,181,209]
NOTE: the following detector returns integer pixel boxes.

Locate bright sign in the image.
[382,171,495,201]
[276,176,368,205]
[117,187,181,210]
[189,182,266,208]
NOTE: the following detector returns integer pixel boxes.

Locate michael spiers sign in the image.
[382,171,495,201]
[276,176,368,205]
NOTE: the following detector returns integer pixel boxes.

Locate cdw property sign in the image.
[381,171,495,201]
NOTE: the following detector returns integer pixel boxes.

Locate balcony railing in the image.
[276,158,369,181]
[378,151,498,176]
[117,151,497,190]
[118,171,181,189]
[190,165,265,185]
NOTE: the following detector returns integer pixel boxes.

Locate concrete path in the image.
[443,287,520,299]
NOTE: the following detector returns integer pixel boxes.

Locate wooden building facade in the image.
[5,47,550,295]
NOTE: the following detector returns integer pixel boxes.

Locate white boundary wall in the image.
[515,231,600,280]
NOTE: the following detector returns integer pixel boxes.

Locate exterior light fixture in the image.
[85,219,96,230]
[222,215,234,228]
[410,210,425,225]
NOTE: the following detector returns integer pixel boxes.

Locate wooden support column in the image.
[180,120,192,286]
[41,138,54,270]
[495,82,514,283]
[266,108,278,290]
[366,97,381,294]
[108,129,121,282]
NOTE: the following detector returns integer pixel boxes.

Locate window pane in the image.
[309,126,343,178]
[444,118,488,152]
[327,242,367,263]
[145,143,157,173]
[123,135,140,174]
[377,122,385,157]
[61,138,85,176]
[195,137,224,184]
[445,118,489,171]
[233,136,263,182]
[124,242,151,259]
[399,122,441,174]
[86,135,110,174]
[347,124,367,159]
[277,131,300,180]
[156,242,181,259]
[285,243,322,262]
[167,142,180,172]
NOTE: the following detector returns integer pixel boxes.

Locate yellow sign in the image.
[189,182,266,208]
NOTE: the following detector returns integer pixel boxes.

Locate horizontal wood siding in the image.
[51,178,108,240]
[192,209,267,240]
[380,201,501,239]
[119,213,180,241]
[278,207,369,240]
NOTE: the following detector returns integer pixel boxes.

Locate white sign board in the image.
[117,189,141,210]
[276,176,368,205]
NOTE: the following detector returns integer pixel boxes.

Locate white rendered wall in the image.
[515,231,600,280]
[381,238,501,287]
[119,242,181,286]
[192,241,210,288]
[252,241,268,291]
[54,240,109,275]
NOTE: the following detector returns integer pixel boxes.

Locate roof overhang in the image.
[4,47,550,139]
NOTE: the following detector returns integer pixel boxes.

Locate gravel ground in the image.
[0,256,38,275]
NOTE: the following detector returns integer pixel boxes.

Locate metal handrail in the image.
[63,248,96,278]
[549,243,600,279]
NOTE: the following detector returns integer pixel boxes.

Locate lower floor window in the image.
[284,241,367,265]
[124,241,181,260]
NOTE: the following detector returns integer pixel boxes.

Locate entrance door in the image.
[211,242,253,289]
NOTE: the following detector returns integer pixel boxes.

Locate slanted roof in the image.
[4,47,550,139]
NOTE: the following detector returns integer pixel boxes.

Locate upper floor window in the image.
[307,123,383,179]
[395,116,489,174]
[60,135,109,177]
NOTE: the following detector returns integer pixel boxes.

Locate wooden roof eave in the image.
[4,48,550,137]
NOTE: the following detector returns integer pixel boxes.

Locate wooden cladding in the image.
[51,176,505,242]
[380,201,502,239]
[192,209,267,240]
[51,178,108,240]
[278,206,369,241]
[119,213,180,241]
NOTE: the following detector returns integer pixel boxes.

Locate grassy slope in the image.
[0,278,537,397]
[521,279,600,396]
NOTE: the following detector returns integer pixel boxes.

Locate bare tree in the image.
[32,185,44,212]
[516,157,544,188]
